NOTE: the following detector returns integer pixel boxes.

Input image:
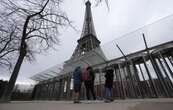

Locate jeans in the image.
[105,87,113,98]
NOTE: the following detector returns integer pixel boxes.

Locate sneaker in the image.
[104,99,111,103]
[110,99,114,102]
[87,100,91,104]
[74,100,80,104]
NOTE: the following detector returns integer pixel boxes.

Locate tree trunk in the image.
[1,50,26,102]
[0,0,50,102]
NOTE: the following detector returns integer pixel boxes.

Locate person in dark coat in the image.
[104,67,114,102]
[73,66,82,103]
[84,66,96,100]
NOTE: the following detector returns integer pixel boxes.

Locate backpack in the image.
[82,68,89,81]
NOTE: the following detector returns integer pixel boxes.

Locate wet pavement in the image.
[0,98,173,110]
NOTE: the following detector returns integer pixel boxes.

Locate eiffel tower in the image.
[64,1,106,71]
[71,1,101,59]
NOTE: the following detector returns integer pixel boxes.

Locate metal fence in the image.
[32,14,173,100]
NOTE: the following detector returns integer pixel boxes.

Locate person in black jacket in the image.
[84,66,96,100]
[104,67,114,102]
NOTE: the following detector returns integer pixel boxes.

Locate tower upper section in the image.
[71,1,101,59]
[80,1,97,38]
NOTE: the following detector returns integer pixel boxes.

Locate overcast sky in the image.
[1,0,173,85]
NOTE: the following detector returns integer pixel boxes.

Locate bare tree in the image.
[94,0,109,10]
[0,24,19,70]
[0,0,71,101]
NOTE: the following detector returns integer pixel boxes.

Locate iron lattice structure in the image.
[31,1,173,100]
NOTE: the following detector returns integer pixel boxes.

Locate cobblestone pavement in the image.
[0,98,173,110]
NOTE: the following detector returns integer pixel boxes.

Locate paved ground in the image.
[0,98,173,110]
